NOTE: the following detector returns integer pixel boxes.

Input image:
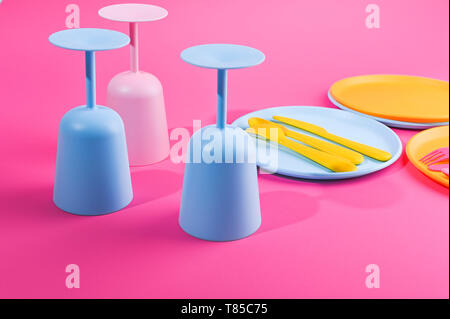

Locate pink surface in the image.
[0,0,448,298]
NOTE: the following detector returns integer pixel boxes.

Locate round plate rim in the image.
[328,91,449,130]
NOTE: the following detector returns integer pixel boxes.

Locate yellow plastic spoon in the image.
[273,116,392,162]
[248,117,364,165]
[246,125,357,173]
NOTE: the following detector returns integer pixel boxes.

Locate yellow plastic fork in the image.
[248,117,364,165]
[246,125,357,173]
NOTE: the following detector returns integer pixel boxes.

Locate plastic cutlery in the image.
[246,126,357,172]
[272,115,392,162]
[420,147,449,165]
[248,117,364,165]
[428,164,449,176]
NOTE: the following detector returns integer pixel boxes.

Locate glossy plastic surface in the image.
[406,126,449,187]
[53,106,133,214]
[99,5,170,165]
[247,123,357,172]
[273,115,392,161]
[179,126,261,241]
[48,28,130,51]
[179,44,264,241]
[329,75,449,123]
[50,28,133,215]
[233,106,402,180]
[247,118,364,164]
[328,92,449,129]
[181,44,265,69]
[107,71,170,165]
[99,3,168,22]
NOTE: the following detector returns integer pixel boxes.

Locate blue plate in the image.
[49,28,130,51]
[181,44,265,69]
[232,106,402,180]
[328,91,449,130]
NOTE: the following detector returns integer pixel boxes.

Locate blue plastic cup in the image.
[49,29,133,215]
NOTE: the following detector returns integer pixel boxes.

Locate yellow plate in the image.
[330,75,449,123]
[406,126,449,187]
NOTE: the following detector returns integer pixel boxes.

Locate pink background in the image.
[0,0,448,298]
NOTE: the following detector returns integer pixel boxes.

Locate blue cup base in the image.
[53,196,133,216]
[53,105,133,216]
[178,125,262,242]
[179,221,261,242]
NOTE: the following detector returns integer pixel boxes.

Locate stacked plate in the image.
[328,75,449,129]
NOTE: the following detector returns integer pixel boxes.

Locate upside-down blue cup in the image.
[179,44,265,241]
[49,28,133,215]
[179,125,261,241]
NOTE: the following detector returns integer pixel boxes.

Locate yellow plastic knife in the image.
[246,125,357,172]
[273,115,392,162]
[248,117,364,164]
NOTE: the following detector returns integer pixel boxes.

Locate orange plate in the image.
[406,126,449,187]
[330,75,449,123]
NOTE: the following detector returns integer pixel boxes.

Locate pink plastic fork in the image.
[420,147,449,165]
[428,164,449,176]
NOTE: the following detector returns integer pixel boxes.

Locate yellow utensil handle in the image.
[273,115,392,162]
[286,130,364,165]
[324,133,392,162]
[279,137,357,172]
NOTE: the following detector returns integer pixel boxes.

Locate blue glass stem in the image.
[85,51,96,109]
[217,69,227,129]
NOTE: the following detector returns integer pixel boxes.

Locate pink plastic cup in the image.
[99,4,170,166]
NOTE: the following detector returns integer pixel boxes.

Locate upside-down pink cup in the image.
[99,4,170,166]
[107,70,169,165]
